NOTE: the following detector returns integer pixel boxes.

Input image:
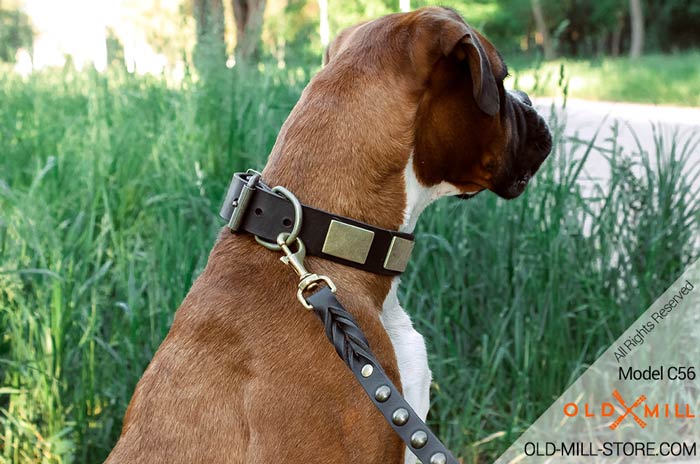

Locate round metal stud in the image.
[391,408,409,426]
[430,452,447,464]
[374,385,391,403]
[361,364,374,378]
[410,430,428,449]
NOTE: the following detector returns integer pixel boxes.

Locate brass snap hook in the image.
[276,233,336,310]
[277,233,309,278]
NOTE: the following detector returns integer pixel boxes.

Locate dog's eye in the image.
[499,63,510,81]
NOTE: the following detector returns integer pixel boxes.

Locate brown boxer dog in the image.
[106,6,551,464]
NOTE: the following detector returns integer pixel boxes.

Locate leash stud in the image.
[374,385,391,402]
[392,408,409,426]
[411,430,428,449]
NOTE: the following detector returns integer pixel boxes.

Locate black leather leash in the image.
[221,171,458,464]
[307,287,458,464]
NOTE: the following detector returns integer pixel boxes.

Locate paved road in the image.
[534,98,700,187]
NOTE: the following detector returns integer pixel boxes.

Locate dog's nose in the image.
[510,89,532,107]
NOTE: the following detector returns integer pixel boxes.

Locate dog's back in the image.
[106,236,404,463]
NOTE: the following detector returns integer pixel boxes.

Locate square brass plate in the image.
[322,220,375,264]
[383,237,415,272]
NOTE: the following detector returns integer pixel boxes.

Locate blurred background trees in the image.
[2,0,700,71]
[0,0,34,62]
[193,0,226,70]
[232,0,267,61]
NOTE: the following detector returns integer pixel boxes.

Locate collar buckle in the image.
[227,171,261,231]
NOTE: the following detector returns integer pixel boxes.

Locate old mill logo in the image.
[564,390,696,429]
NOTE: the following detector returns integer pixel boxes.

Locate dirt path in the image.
[534,98,700,186]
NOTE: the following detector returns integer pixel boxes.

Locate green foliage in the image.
[510,51,700,106]
[327,0,393,34]
[1,65,698,463]
[413,0,699,58]
[646,0,700,51]
[133,0,197,66]
[0,6,34,63]
[413,0,527,53]
[551,0,622,55]
[105,28,126,68]
[0,64,306,463]
[193,0,227,74]
[3,0,700,74]
[267,0,322,66]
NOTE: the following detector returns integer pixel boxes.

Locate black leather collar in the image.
[219,171,415,276]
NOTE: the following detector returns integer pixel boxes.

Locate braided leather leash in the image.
[306,287,458,464]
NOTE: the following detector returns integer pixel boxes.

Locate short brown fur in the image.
[106,7,545,463]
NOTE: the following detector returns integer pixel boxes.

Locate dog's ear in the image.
[439,21,500,117]
[412,13,507,188]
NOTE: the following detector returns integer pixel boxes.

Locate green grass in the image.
[1,65,699,463]
[508,51,700,106]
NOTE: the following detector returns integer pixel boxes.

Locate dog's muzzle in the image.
[494,90,553,199]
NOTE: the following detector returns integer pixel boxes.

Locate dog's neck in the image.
[261,64,419,232]
[400,153,463,233]
[246,66,460,310]
[258,152,459,312]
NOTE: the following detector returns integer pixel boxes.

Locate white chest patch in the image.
[380,279,431,464]
[401,155,461,232]
[379,156,472,463]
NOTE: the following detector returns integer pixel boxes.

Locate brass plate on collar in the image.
[383,237,415,272]
[322,220,375,264]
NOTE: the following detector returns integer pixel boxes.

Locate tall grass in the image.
[509,51,700,106]
[0,64,307,462]
[408,115,700,461]
[1,65,698,463]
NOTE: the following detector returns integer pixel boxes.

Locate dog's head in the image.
[324,7,552,201]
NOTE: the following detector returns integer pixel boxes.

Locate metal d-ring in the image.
[254,185,303,251]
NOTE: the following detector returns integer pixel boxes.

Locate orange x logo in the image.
[609,389,647,430]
